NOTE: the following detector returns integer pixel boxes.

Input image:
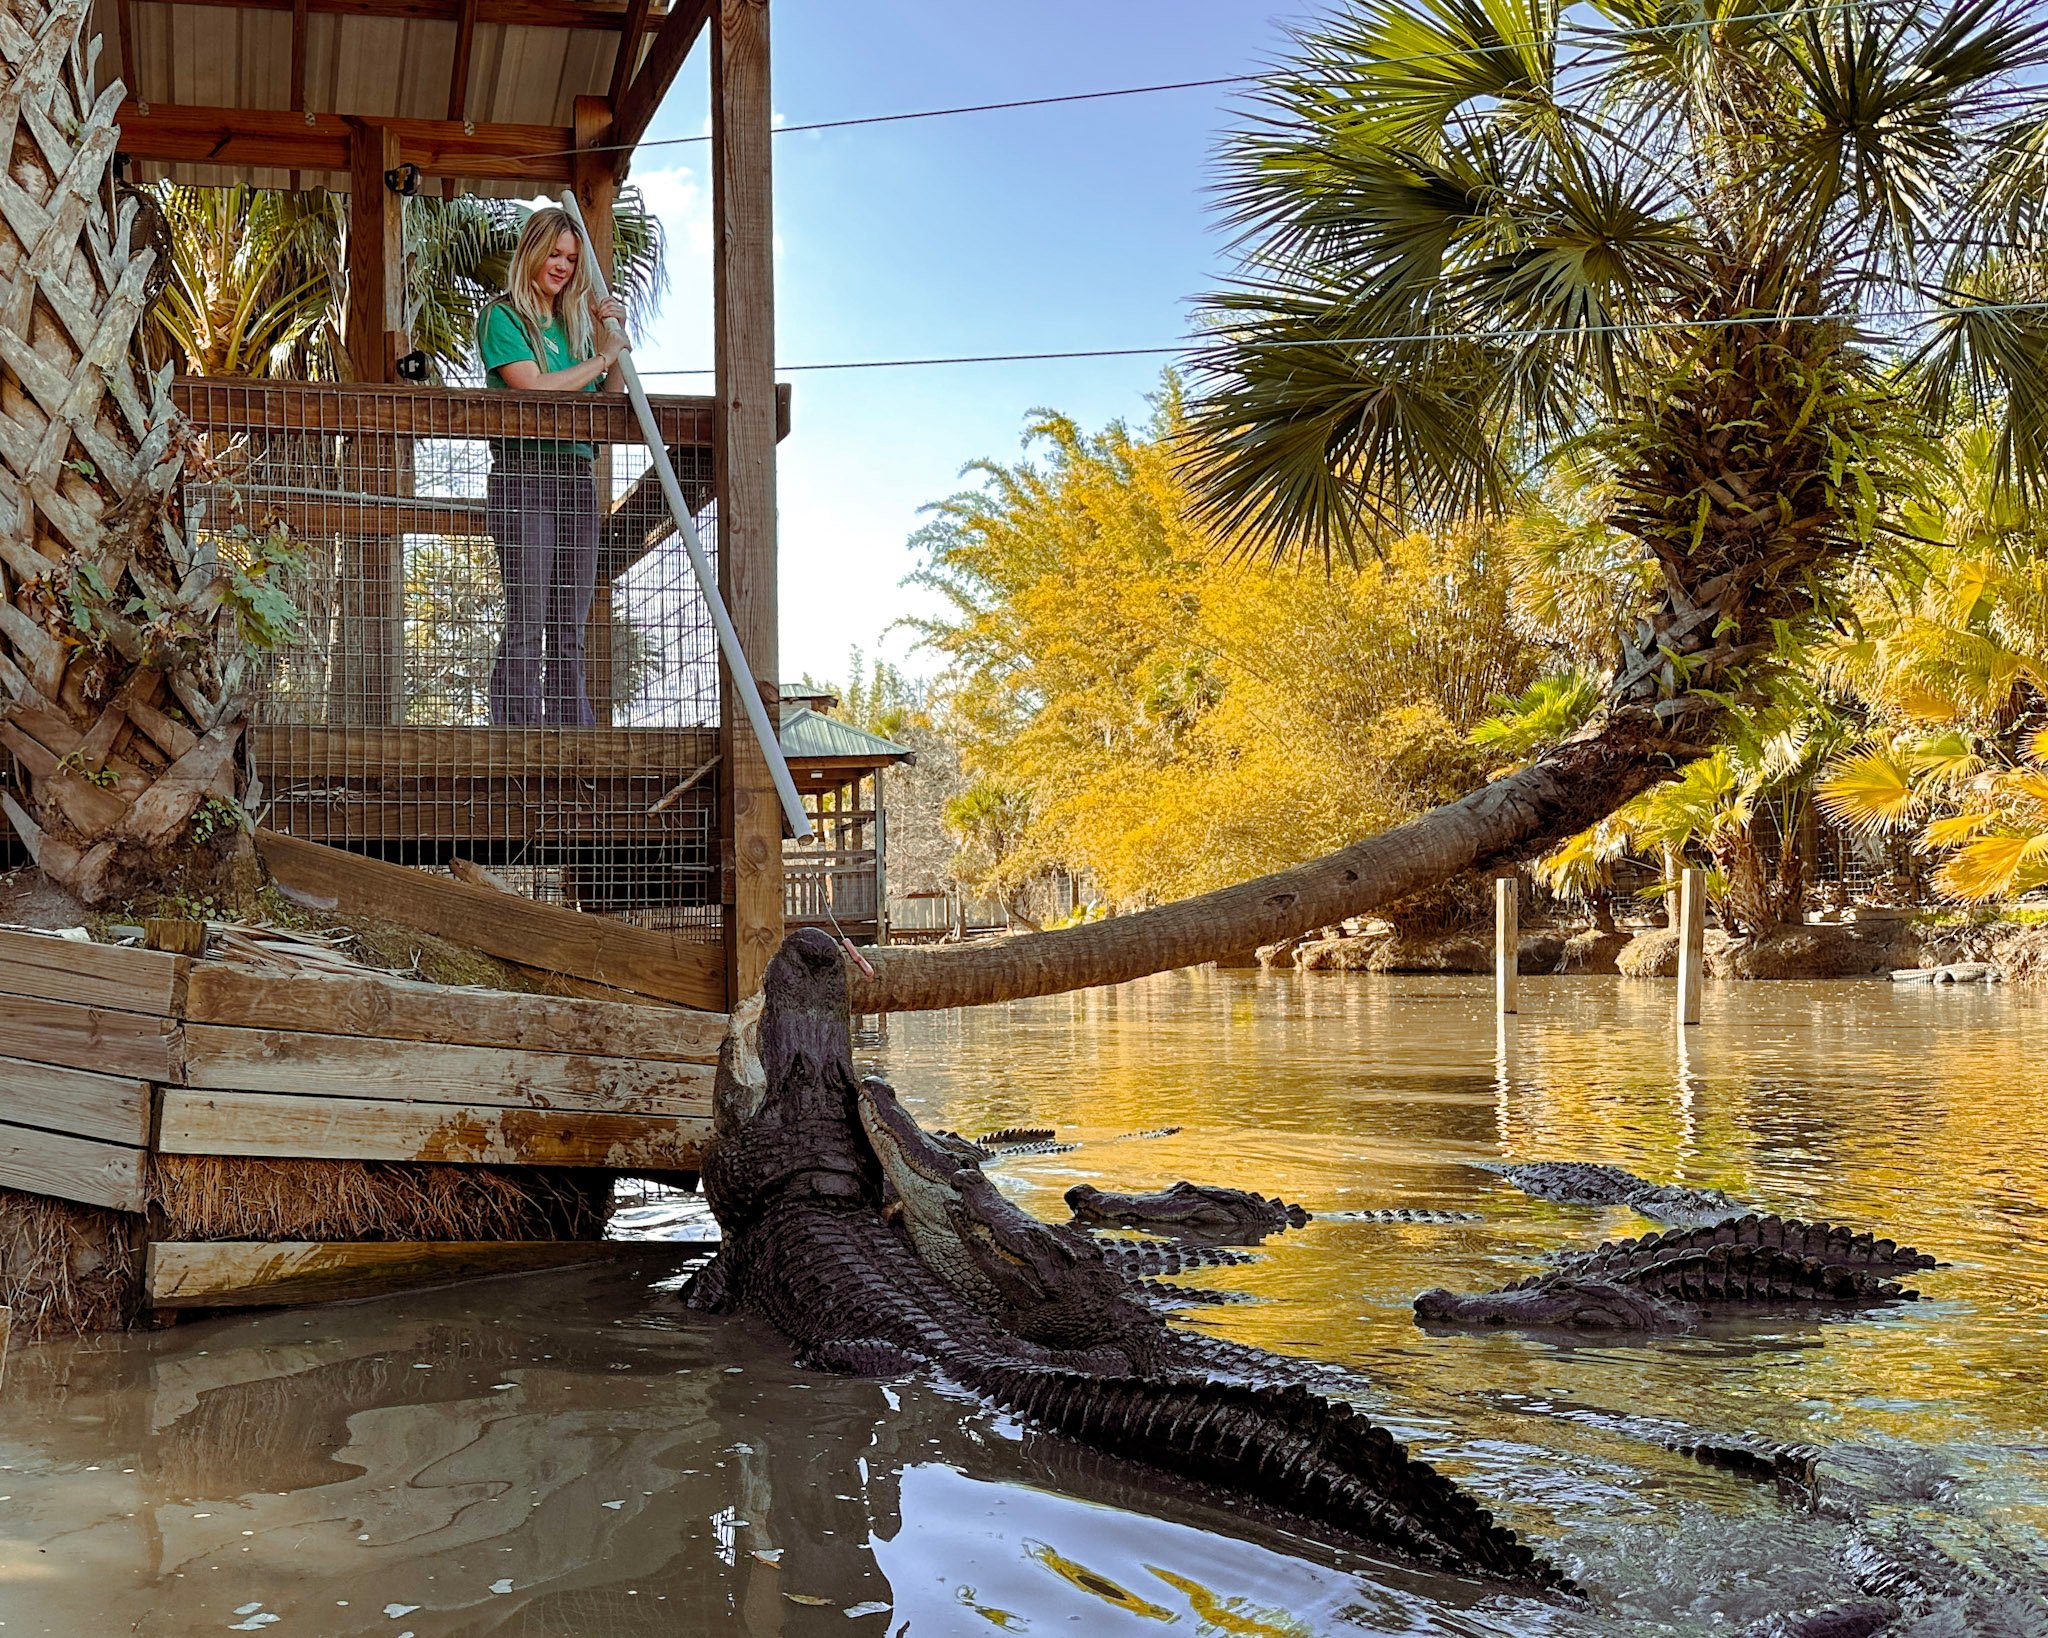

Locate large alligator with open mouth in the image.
[684,930,1576,1595]
[1414,1214,1936,1332]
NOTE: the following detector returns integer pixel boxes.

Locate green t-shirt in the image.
[478,301,599,462]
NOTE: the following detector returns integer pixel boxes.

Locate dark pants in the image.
[485,460,600,727]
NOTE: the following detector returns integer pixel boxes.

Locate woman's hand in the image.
[596,295,628,331]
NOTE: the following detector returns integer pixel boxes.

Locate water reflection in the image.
[0,973,2043,1634]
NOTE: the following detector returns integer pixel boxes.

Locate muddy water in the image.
[2,974,2046,1636]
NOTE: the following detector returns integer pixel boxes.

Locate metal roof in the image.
[90,0,646,194]
[778,706,917,768]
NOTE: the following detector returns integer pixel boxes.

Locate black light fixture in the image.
[383,162,424,197]
[394,351,429,382]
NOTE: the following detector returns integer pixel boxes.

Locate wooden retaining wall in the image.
[0,926,721,1311]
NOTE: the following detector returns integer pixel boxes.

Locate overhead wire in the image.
[511,0,1895,165]
[628,295,2048,378]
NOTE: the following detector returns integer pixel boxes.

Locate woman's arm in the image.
[496,346,617,394]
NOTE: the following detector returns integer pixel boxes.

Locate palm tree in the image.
[1816,429,2048,898]
[852,0,2048,1011]
[143,185,667,382]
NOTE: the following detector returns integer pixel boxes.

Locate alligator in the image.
[1093,1239,1258,1278]
[1065,1180,1311,1240]
[1474,1160,1751,1225]
[1415,1218,1926,1333]
[1348,1208,1484,1224]
[1554,1215,1937,1276]
[1738,1604,1898,1638]
[687,929,1574,1594]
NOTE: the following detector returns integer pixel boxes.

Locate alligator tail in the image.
[970,1362,1580,1597]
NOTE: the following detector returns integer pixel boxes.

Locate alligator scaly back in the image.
[1556,1215,1937,1275]
[698,930,1579,1596]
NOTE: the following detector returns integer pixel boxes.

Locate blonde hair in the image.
[502,206,597,361]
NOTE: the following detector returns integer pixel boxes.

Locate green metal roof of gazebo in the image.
[777,704,916,767]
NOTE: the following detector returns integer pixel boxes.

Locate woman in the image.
[477,207,628,727]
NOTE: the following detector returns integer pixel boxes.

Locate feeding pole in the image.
[558,188,811,844]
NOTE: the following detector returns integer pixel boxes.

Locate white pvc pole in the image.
[558,190,812,842]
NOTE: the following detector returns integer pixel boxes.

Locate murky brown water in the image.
[3,973,2046,1635]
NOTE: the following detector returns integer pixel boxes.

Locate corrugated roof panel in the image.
[93,2,654,193]
[779,708,919,767]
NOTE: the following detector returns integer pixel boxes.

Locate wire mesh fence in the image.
[175,379,725,934]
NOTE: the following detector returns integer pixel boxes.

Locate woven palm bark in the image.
[0,0,249,904]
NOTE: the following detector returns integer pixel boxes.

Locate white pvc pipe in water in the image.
[557,189,812,843]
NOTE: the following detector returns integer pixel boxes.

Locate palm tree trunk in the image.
[851,709,1701,1012]
[0,0,247,905]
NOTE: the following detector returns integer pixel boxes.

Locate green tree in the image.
[145,186,668,382]
[856,0,2048,1012]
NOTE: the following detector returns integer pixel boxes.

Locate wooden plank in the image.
[181,1023,711,1114]
[146,1239,703,1310]
[250,724,718,781]
[0,1120,145,1212]
[713,0,784,1001]
[607,0,656,106]
[139,0,667,28]
[0,926,187,1014]
[256,829,726,1010]
[1495,875,1518,1018]
[612,0,713,155]
[183,967,724,1061]
[446,0,480,120]
[1677,865,1706,1027]
[0,995,180,1081]
[156,1089,710,1168]
[0,1055,152,1147]
[115,103,578,185]
[171,377,714,445]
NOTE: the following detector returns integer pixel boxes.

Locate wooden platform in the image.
[0,924,722,1310]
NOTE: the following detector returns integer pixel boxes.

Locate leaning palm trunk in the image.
[0,0,250,903]
[856,291,1856,1013]
[853,707,1699,1012]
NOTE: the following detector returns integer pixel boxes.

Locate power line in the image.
[630,295,2048,378]
[519,0,1885,166]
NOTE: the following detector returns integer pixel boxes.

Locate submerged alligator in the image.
[1475,1160,1752,1225]
[1415,1215,1932,1332]
[1066,1180,1312,1240]
[686,930,1574,1593]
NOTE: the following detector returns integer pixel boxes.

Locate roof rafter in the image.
[125,0,669,31]
[608,0,710,159]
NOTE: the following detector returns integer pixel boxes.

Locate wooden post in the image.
[713,0,783,1001]
[873,766,888,945]
[1495,874,1518,1017]
[574,96,621,728]
[341,121,406,725]
[1677,865,1706,1026]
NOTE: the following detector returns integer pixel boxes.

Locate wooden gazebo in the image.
[93,0,789,1009]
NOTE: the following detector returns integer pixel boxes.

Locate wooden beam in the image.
[0,1056,153,1147]
[181,967,725,1061]
[611,0,712,158]
[116,102,578,185]
[446,0,479,121]
[250,724,718,780]
[256,829,725,1010]
[288,0,310,186]
[607,0,655,107]
[127,0,668,29]
[114,0,142,103]
[170,376,716,444]
[156,1089,710,1168]
[0,926,187,1014]
[346,120,405,383]
[712,0,782,1001]
[0,995,180,1081]
[181,1024,712,1115]
[0,1121,145,1213]
[146,1239,703,1310]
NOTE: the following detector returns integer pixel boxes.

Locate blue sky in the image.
[619,1,1312,687]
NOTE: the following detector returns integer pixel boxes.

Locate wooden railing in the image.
[786,850,881,925]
